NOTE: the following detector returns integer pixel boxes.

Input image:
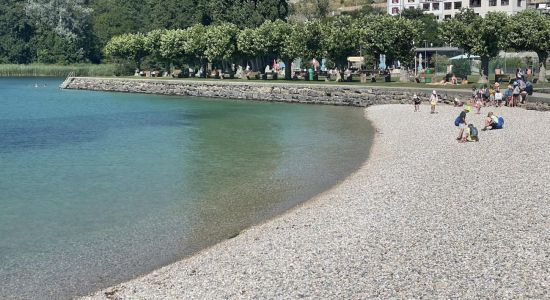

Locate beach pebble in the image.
[83,104,550,299]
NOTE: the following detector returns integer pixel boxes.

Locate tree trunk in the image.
[537,51,548,83]
[479,56,489,84]
[284,58,292,80]
[135,57,141,71]
[201,60,207,78]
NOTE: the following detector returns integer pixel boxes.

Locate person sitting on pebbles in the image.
[460,123,479,143]
[482,112,504,130]
[455,107,469,140]
[453,97,464,107]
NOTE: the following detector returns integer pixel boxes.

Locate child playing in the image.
[495,90,503,107]
[475,94,483,114]
[413,93,421,112]
[430,90,438,114]
[455,108,468,140]
[459,124,479,143]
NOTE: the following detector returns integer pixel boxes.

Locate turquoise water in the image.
[0,77,373,299]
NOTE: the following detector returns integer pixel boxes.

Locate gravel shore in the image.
[83,104,550,299]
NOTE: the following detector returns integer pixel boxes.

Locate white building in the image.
[387,0,527,19]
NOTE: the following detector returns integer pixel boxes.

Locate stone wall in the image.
[63,77,550,107]
[63,77,475,107]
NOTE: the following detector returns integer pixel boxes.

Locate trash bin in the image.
[308,68,314,81]
[425,69,433,83]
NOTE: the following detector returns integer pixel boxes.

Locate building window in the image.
[445,14,452,19]
[444,2,452,9]
[392,7,400,14]
[408,0,415,2]
[433,3,440,9]
[454,1,462,8]
[501,0,509,5]
[489,0,497,5]
[423,3,430,10]
[517,0,522,6]
[470,0,481,7]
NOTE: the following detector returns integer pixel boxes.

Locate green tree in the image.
[91,0,145,49]
[508,9,550,82]
[209,0,288,27]
[401,8,441,47]
[25,0,96,63]
[204,23,240,66]
[281,20,323,79]
[237,27,263,59]
[321,16,360,69]
[451,58,471,79]
[360,15,419,67]
[257,20,292,60]
[440,9,509,81]
[104,32,147,69]
[25,0,92,40]
[183,24,209,76]
[0,0,33,63]
[145,29,170,71]
[290,0,330,20]
[146,0,202,30]
[30,26,88,64]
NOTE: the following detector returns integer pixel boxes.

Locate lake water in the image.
[0,77,373,299]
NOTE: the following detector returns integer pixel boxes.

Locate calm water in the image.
[0,77,373,299]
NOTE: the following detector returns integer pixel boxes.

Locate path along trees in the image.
[104,15,421,79]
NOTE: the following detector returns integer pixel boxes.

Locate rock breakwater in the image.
[63,77,476,107]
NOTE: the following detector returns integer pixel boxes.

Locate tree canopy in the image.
[508,9,550,82]
[0,0,290,64]
[440,9,508,81]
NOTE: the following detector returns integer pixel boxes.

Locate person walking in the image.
[430,90,438,114]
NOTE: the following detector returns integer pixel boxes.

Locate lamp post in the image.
[424,40,427,70]
[413,41,417,77]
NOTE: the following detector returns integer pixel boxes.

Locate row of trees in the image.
[0,0,288,64]
[441,9,550,82]
[105,8,550,82]
[104,16,420,80]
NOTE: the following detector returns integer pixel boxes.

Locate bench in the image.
[246,71,260,80]
[171,70,182,78]
[495,74,510,83]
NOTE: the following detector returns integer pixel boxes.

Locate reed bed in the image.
[0,64,117,77]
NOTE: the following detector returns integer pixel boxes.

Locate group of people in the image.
[454,107,504,143]
[412,90,439,113]
[468,81,532,111]
[412,90,505,144]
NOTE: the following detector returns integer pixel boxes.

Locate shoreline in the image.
[84,104,550,299]
[61,77,550,109]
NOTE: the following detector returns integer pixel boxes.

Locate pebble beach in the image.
[84,103,550,299]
